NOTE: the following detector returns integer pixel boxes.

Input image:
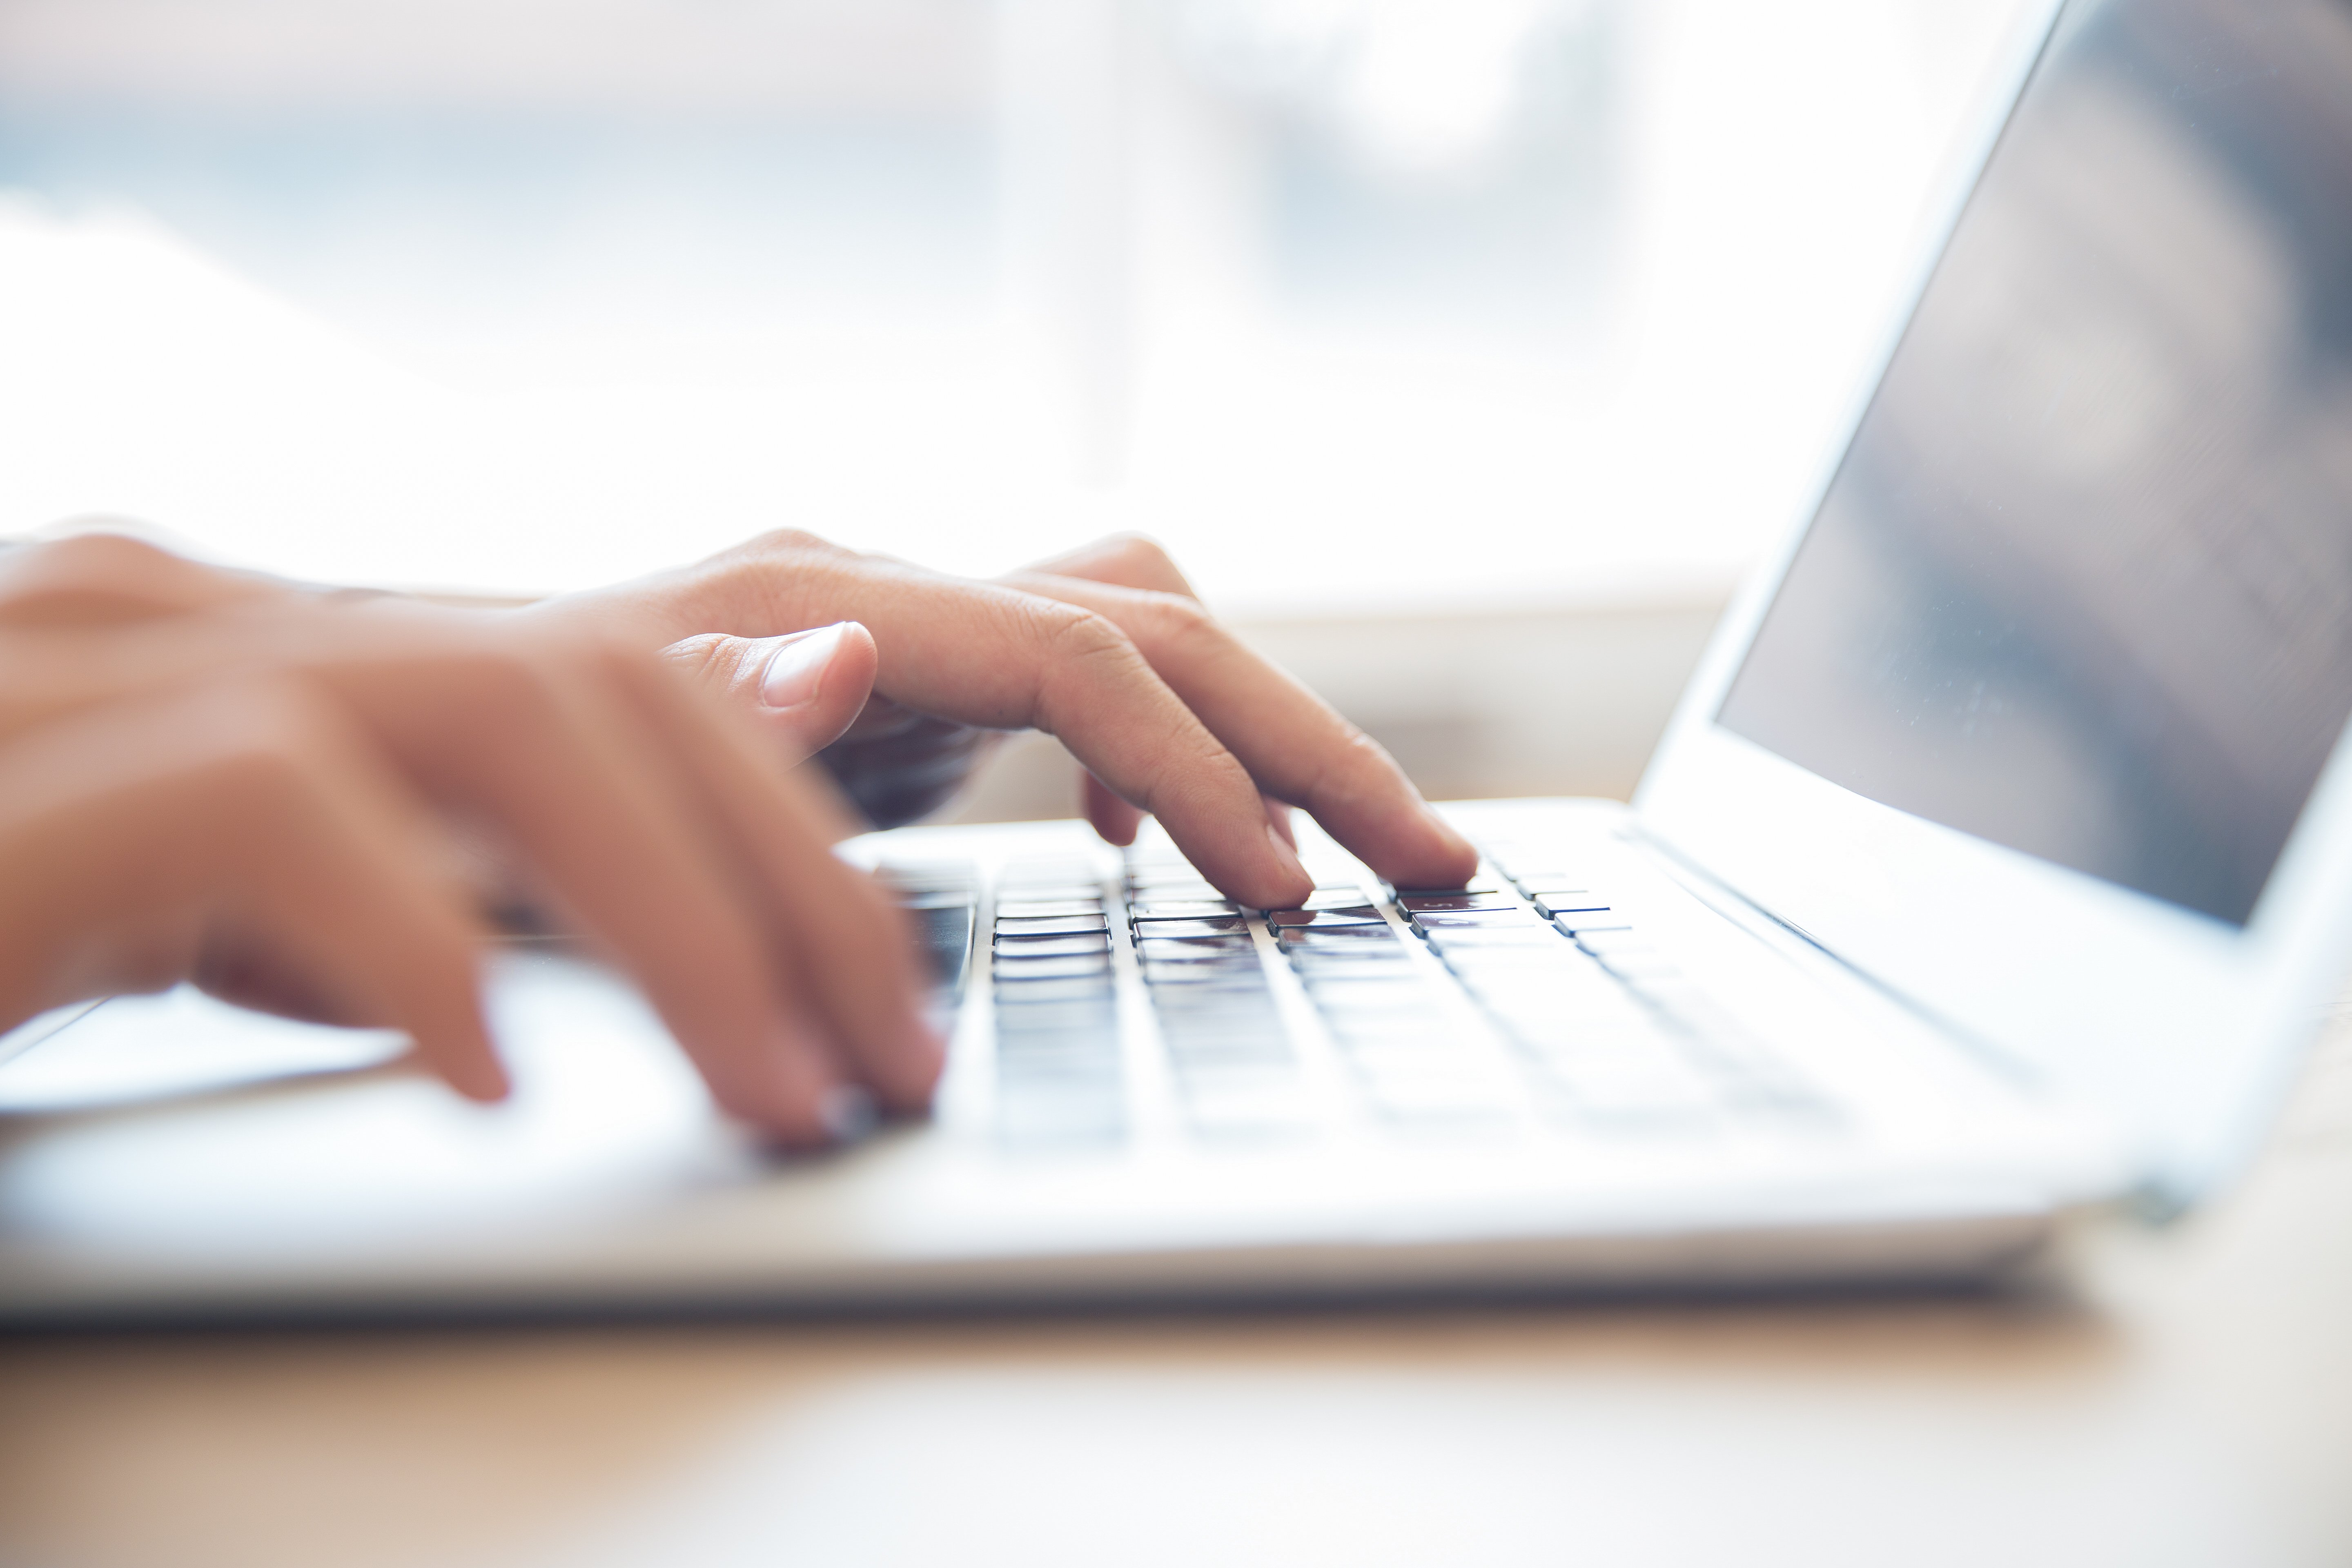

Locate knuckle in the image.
[662,632,737,688]
[1040,605,1134,664]
[1023,605,1143,731]
[32,532,174,581]
[0,533,194,621]
[744,527,842,560]
[1138,590,1219,657]
[1110,530,1174,570]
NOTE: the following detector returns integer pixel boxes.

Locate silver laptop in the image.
[6,0,2352,1320]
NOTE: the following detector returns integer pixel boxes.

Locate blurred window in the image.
[0,0,2026,607]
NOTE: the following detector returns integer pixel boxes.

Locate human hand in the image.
[536,530,1477,909]
[659,618,997,829]
[0,536,940,1144]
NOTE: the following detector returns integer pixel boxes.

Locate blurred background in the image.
[0,0,2032,813]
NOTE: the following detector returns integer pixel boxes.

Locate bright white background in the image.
[0,0,2031,604]
[0,0,2036,808]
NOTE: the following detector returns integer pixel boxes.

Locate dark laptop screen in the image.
[1716,0,2352,927]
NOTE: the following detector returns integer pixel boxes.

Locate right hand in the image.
[538,529,1479,908]
[0,536,941,1146]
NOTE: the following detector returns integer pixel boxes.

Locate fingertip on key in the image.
[1260,820,1316,908]
[1356,803,1476,893]
[432,1039,512,1105]
[1422,803,1479,872]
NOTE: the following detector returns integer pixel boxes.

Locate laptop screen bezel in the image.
[1631,0,2352,1209]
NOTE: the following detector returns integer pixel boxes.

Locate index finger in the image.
[1001,569,1477,892]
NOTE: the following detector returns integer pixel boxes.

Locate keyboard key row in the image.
[1265,906,1384,929]
[1129,899,1241,922]
[1124,858,1320,1142]
[989,844,1837,1150]
[1267,908,1526,1125]
[876,860,978,999]
[991,879,1125,1148]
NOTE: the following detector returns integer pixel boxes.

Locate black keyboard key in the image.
[1410,905,1539,925]
[994,913,1111,937]
[991,976,1116,1004]
[1000,857,1107,886]
[1276,924,1402,948]
[994,882,1108,905]
[1129,915,1250,936]
[1266,906,1385,928]
[1129,900,1241,920]
[1135,929,1254,950]
[905,901,975,996]
[993,953,1113,982]
[878,859,978,892]
[1283,947,1417,974]
[1397,893,1518,913]
[997,899,1105,920]
[1420,924,1564,951]
[1532,893,1608,916]
[1552,912,1634,934]
[1394,876,1503,896]
[993,932,1111,958]
[1296,888,1378,909]
[1143,969,1272,993]
[1124,864,1219,886]
[1140,961,1262,987]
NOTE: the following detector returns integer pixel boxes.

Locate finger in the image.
[192,941,355,1027]
[1002,570,1477,891]
[0,678,506,1100]
[831,580,1311,902]
[1019,532,1199,598]
[532,534,1313,904]
[1264,792,1298,852]
[1084,769,1144,847]
[307,629,850,1140]
[598,649,945,1113]
[663,621,880,766]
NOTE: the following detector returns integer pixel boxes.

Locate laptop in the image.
[5,0,2352,1320]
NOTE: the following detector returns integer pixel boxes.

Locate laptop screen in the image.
[1716,0,2352,929]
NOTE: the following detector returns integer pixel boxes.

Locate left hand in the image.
[0,535,942,1143]
[532,530,1476,909]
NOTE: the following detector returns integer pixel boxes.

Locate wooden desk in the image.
[7,1019,2351,1568]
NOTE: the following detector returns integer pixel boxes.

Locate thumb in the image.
[664,621,880,765]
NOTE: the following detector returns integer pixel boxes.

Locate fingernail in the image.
[760,623,849,710]
[819,1082,878,1144]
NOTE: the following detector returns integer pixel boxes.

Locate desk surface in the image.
[6,1017,2352,1568]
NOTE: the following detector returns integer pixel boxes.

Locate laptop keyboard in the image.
[884,839,1832,1152]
